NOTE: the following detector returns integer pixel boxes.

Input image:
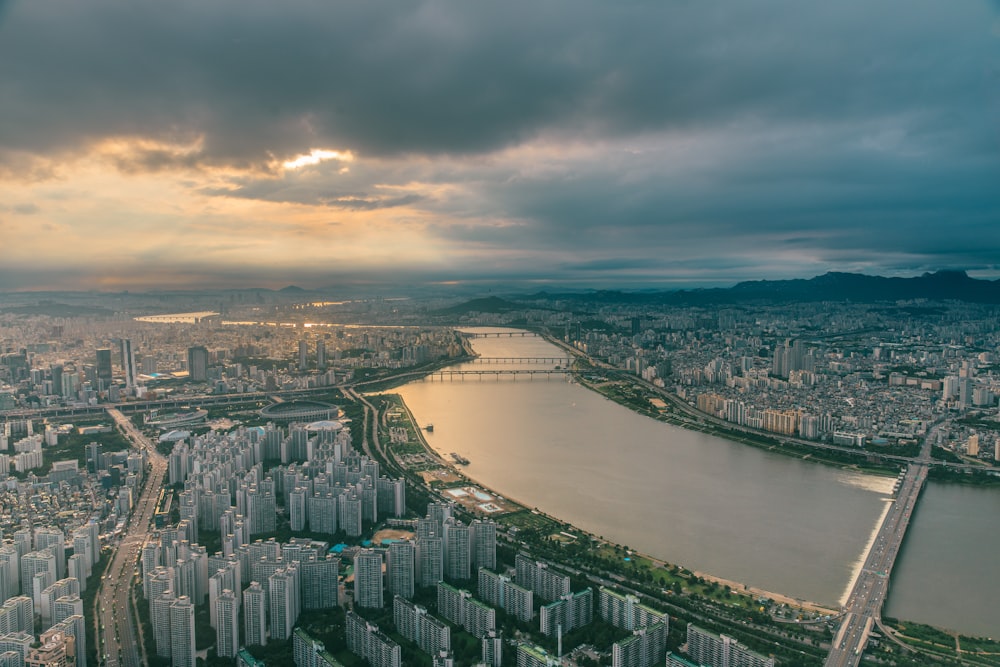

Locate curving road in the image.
[95,409,168,667]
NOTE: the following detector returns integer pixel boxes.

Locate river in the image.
[883,481,1000,638]
[394,329,1000,637]
[396,330,893,607]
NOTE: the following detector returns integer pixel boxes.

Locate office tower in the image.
[354,549,384,608]
[243,581,267,647]
[393,596,451,656]
[387,541,415,599]
[299,340,308,371]
[187,346,209,382]
[345,611,402,667]
[50,365,63,397]
[269,568,299,641]
[215,590,239,659]
[444,519,470,581]
[120,338,138,390]
[300,558,339,610]
[539,588,593,636]
[686,625,774,667]
[471,520,496,571]
[170,596,196,667]
[96,348,113,388]
[316,339,326,370]
[613,622,668,667]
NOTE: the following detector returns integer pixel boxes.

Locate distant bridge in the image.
[424,369,570,381]
[471,357,568,364]
[464,331,540,338]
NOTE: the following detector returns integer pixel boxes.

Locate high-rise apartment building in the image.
[215,589,239,659]
[243,581,267,647]
[169,595,196,667]
[539,588,593,636]
[613,622,669,667]
[686,624,774,667]
[354,549,384,608]
[387,541,415,599]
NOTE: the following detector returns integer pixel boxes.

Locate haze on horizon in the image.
[0,0,998,292]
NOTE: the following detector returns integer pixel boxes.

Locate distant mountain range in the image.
[511,271,1000,307]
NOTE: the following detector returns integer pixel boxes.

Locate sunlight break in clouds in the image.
[282,149,354,171]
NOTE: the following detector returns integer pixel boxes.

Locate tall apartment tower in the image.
[444,520,471,581]
[243,581,267,647]
[187,346,209,382]
[169,595,196,667]
[387,541,415,599]
[269,568,299,641]
[215,590,239,659]
[354,549,384,608]
[120,338,138,390]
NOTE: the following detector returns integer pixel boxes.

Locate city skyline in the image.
[1,0,999,291]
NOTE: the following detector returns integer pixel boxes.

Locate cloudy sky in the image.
[1,0,998,291]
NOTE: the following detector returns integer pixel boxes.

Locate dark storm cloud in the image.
[1,0,998,286]
[1,0,996,165]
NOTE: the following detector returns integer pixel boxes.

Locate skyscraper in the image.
[299,340,309,371]
[187,346,209,382]
[317,339,326,370]
[120,338,137,390]
[95,348,113,389]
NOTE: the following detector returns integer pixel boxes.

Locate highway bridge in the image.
[425,369,570,380]
[463,331,540,338]
[824,437,931,667]
[470,356,568,364]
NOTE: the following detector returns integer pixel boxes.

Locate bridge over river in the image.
[824,436,932,667]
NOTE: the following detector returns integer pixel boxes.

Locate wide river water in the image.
[394,329,1000,638]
